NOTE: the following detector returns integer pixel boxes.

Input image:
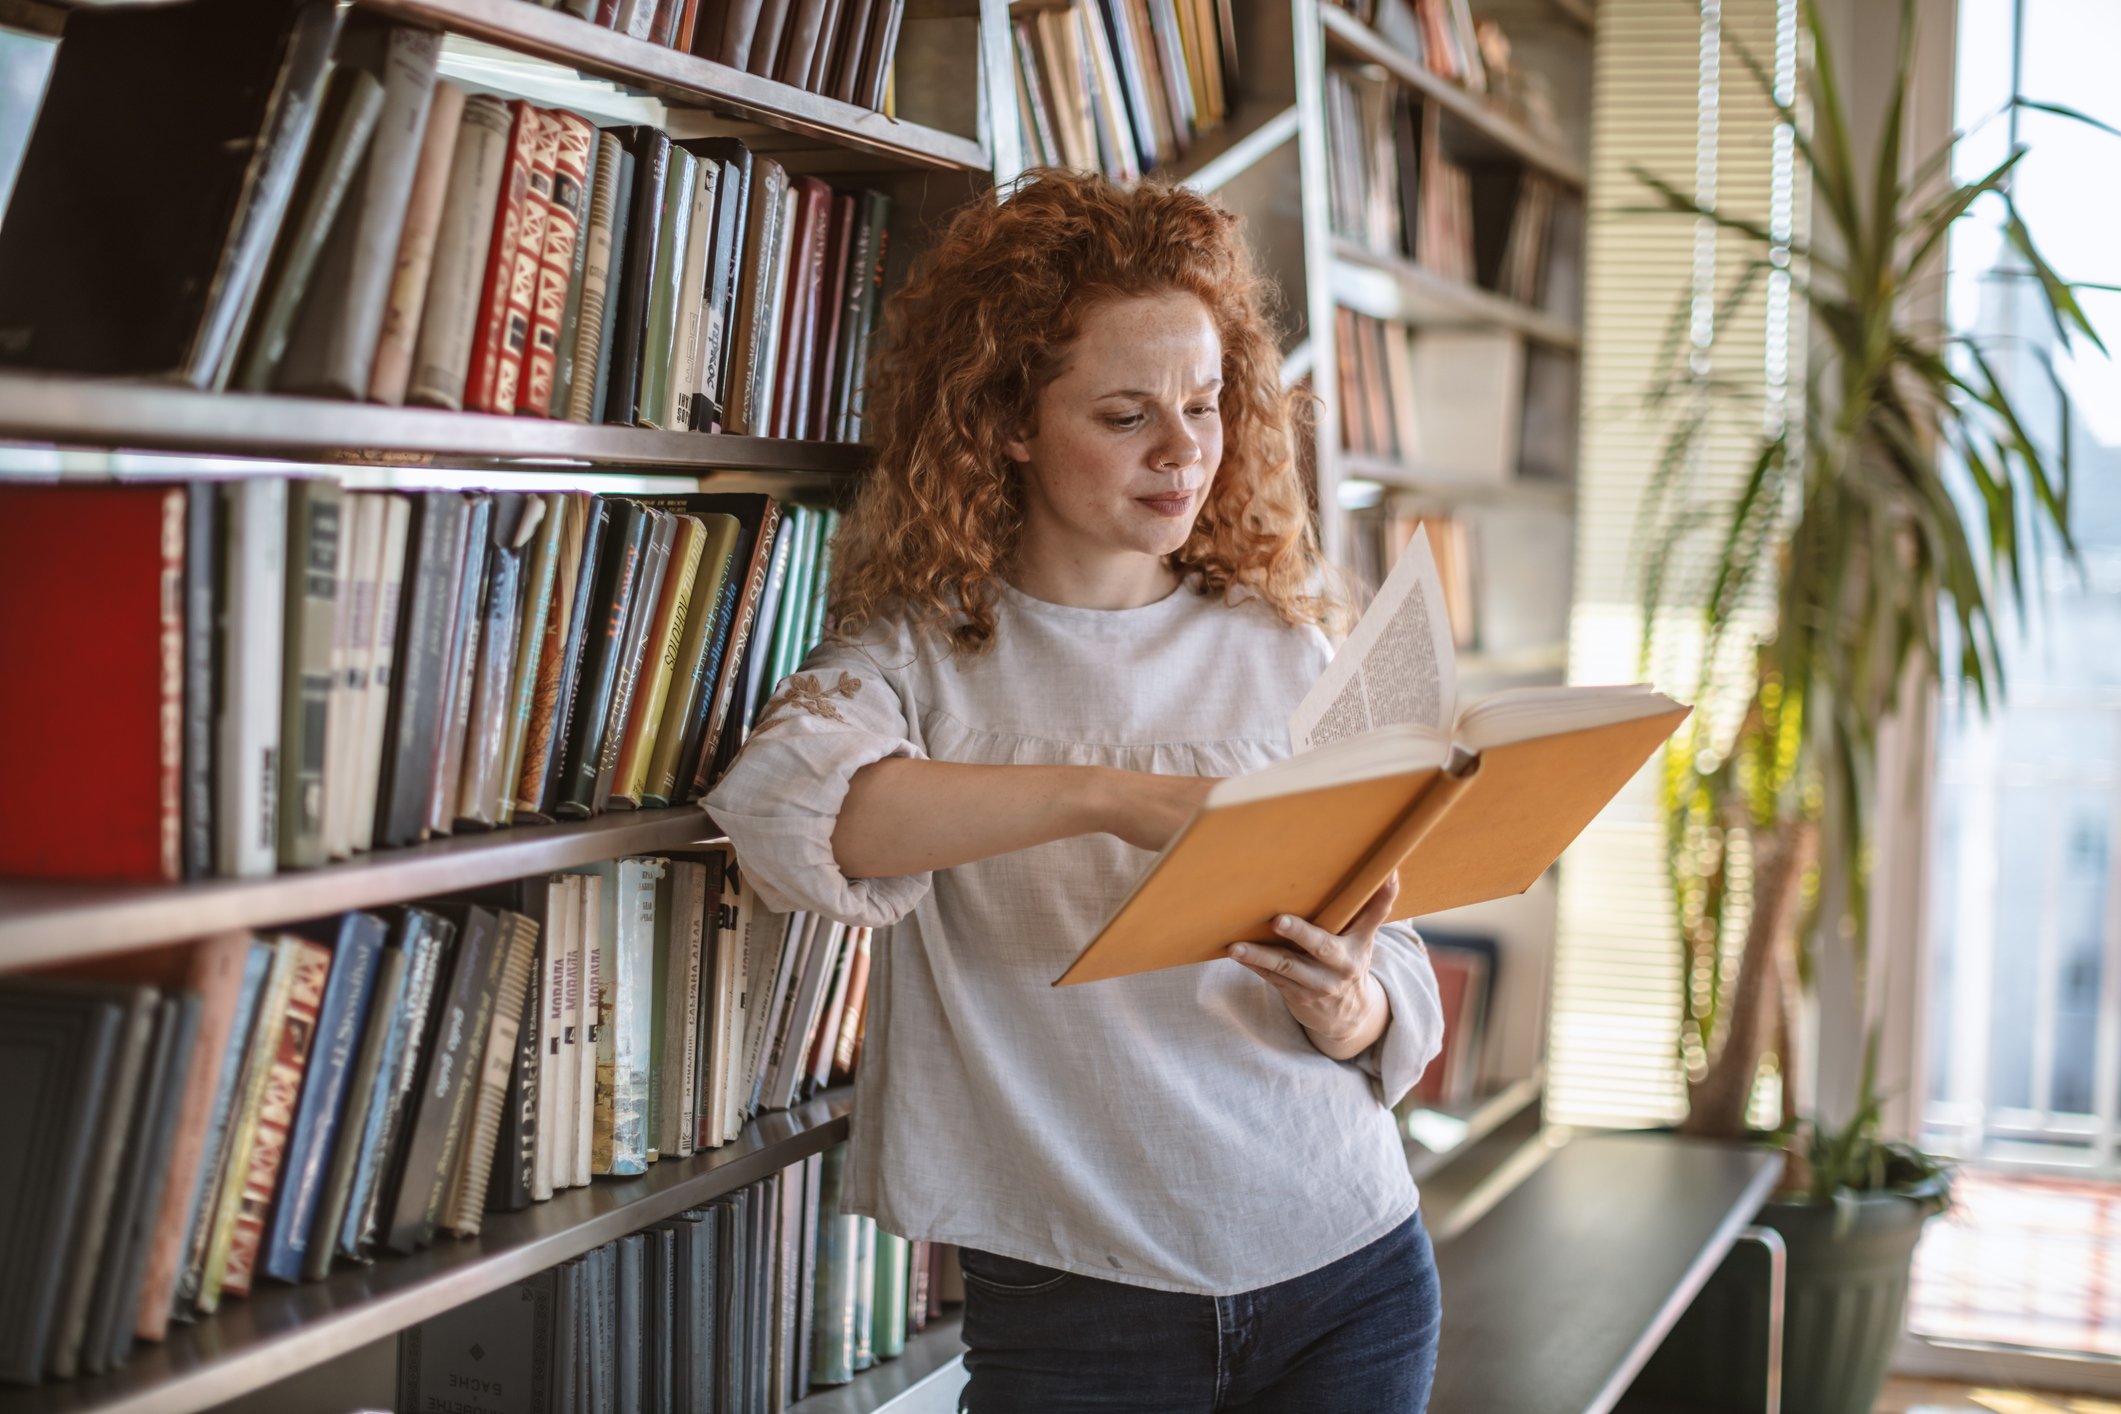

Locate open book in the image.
[1055,527,1689,986]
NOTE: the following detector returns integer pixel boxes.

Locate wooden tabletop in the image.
[1429,1132,1784,1414]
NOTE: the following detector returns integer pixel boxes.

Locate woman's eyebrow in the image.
[1092,378,1225,400]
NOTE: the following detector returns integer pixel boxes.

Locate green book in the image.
[768,507,818,688]
[871,1229,908,1360]
[236,67,385,392]
[808,1143,858,1387]
[634,146,697,430]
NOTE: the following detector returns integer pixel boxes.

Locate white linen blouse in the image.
[703,576,1446,1295]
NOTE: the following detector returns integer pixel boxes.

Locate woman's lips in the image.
[1136,490,1197,517]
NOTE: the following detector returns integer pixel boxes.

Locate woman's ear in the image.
[1001,426,1033,464]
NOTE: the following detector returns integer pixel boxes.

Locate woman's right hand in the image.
[1092,768,1220,853]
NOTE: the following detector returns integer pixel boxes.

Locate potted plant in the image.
[1631,1,2103,1408]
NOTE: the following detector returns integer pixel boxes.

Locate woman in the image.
[705,168,1445,1412]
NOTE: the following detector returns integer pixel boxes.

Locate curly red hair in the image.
[830,166,1337,656]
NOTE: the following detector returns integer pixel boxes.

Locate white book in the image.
[532,876,568,1202]
[657,860,707,1160]
[809,924,860,1095]
[326,496,383,858]
[725,871,763,1143]
[748,911,810,1119]
[215,478,287,878]
[667,160,719,431]
[771,920,843,1112]
[576,865,607,1187]
[706,851,742,1147]
[600,857,663,1175]
[350,495,412,853]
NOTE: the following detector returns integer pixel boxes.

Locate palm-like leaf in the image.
[1636,0,2102,1148]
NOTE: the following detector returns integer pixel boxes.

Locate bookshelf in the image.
[0,1093,853,1414]
[0,0,1587,1409]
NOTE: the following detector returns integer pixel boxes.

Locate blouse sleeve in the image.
[702,632,934,929]
[1358,920,1447,1109]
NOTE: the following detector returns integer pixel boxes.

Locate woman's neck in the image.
[1005,541,1181,611]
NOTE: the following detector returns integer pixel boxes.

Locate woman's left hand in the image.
[1227,874,1397,1061]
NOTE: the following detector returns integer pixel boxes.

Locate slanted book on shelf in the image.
[0,3,892,446]
[1056,526,1687,985]
[0,843,877,1388]
[398,1141,950,1410]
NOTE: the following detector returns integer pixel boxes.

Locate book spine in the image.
[688,500,782,797]
[644,514,738,806]
[278,481,341,869]
[667,159,719,432]
[497,108,560,416]
[555,878,584,1189]
[668,525,748,799]
[515,495,599,820]
[450,912,538,1234]
[613,515,703,806]
[215,479,288,879]
[219,937,331,1299]
[321,496,370,860]
[261,916,388,1283]
[829,192,880,432]
[348,495,411,852]
[174,943,272,1316]
[555,504,647,819]
[693,145,752,431]
[344,916,447,1261]
[461,100,539,415]
[494,494,567,827]
[181,484,218,881]
[610,859,662,1175]
[531,883,564,1203]
[547,141,601,420]
[840,190,889,441]
[406,94,513,410]
[374,494,462,848]
[422,494,490,839]
[235,70,385,392]
[524,111,595,418]
[563,133,625,424]
[770,178,829,439]
[279,26,443,398]
[590,512,675,812]
[370,80,467,405]
[452,514,526,828]
[603,128,670,427]
[809,195,854,442]
[675,864,705,1157]
[634,146,698,430]
[381,909,490,1254]
[302,943,408,1282]
[587,149,637,426]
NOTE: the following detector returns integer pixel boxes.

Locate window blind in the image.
[1549,0,1800,1128]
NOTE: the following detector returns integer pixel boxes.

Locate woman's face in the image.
[1004,290,1225,575]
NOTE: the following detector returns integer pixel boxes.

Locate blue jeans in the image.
[957,1210,1442,1413]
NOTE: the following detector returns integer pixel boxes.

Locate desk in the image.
[1429,1132,1784,1414]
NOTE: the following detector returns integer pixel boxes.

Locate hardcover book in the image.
[343,909,453,1263]
[407,93,514,410]
[0,486,185,882]
[278,480,343,869]
[370,79,469,405]
[216,937,330,1298]
[443,908,538,1237]
[1055,529,1689,985]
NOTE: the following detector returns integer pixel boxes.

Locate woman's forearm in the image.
[832,758,1115,879]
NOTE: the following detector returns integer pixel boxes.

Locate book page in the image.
[1291,524,1457,751]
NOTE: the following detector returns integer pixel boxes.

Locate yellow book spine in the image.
[194,939,298,1314]
[617,515,705,804]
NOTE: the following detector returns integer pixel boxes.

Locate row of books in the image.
[1337,313,1578,484]
[0,2,891,446]
[1008,0,1239,185]
[1346,506,1477,652]
[0,845,875,1388]
[399,1145,950,1413]
[1337,307,1419,464]
[0,482,836,883]
[1410,930,1498,1110]
[1327,0,1490,94]
[687,0,908,112]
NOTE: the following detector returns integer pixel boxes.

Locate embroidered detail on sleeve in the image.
[752,671,864,735]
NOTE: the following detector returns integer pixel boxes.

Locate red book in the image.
[771,176,832,439]
[0,484,183,882]
[493,109,560,416]
[521,110,596,417]
[220,936,331,1297]
[808,193,856,440]
[464,100,539,415]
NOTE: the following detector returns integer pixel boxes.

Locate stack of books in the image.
[0,483,836,883]
[1008,0,1238,183]
[0,6,891,442]
[398,1142,951,1408]
[0,846,876,1387]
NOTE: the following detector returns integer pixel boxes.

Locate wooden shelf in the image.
[1172,99,1302,196]
[1317,5,1587,190]
[363,0,986,172]
[0,808,721,969]
[790,1315,968,1414]
[1404,1074,1545,1184]
[1338,454,1578,510]
[1330,241,1582,350]
[0,1091,852,1414]
[0,373,871,474]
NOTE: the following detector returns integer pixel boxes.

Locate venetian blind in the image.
[1548,0,1800,1127]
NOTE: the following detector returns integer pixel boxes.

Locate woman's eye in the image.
[1105,415,1144,431]
[1188,403,1219,418]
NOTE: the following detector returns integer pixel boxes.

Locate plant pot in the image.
[1753,1189,1934,1414]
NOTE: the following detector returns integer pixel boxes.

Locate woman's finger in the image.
[1352,873,1400,936]
[1229,942,1336,993]
[1269,913,1347,972]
